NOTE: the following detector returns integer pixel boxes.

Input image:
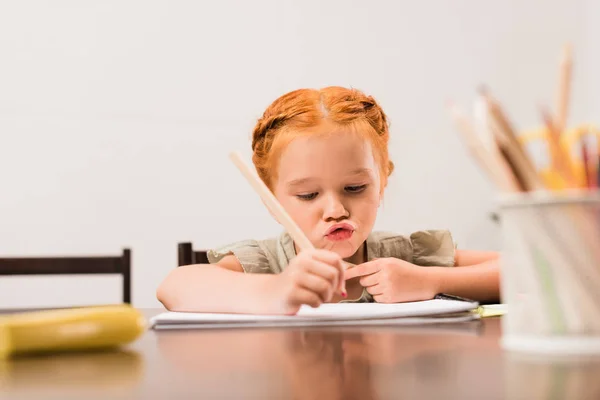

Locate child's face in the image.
[273,130,382,259]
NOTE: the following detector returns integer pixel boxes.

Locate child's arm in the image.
[157,256,276,314]
[430,255,500,303]
[454,249,500,266]
[432,249,501,303]
[344,252,501,304]
[157,249,345,315]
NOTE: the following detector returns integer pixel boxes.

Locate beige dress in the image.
[207,230,457,303]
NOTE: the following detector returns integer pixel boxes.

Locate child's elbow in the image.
[156,275,179,311]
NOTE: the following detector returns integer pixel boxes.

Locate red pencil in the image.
[597,153,600,189]
[597,138,600,189]
[591,139,599,189]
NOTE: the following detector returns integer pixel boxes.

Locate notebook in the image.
[150,297,480,330]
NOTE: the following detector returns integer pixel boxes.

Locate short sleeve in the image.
[410,230,456,267]
[207,240,274,274]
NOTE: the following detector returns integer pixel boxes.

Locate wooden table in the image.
[1,309,599,399]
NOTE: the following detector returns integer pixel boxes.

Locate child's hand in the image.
[343,258,439,303]
[265,249,345,315]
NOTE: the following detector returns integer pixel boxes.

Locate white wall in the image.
[583,0,600,115]
[0,0,596,308]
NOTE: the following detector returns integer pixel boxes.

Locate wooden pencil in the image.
[480,89,545,191]
[229,151,314,250]
[447,102,521,192]
[229,151,348,295]
[556,43,573,135]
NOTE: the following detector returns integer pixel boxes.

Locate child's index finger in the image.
[339,260,349,297]
[343,261,380,281]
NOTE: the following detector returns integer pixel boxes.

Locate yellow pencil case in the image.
[0,304,146,359]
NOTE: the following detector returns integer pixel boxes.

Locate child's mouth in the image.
[325,227,354,241]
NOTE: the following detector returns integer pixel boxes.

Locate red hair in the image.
[251,86,394,190]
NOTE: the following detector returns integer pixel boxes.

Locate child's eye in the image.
[297,192,318,201]
[345,184,367,193]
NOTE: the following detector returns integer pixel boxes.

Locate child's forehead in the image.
[276,132,379,179]
[282,129,372,156]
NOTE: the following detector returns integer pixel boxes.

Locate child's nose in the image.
[323,195,349,220]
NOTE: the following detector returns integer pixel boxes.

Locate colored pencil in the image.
[540,107,578,188]
[581,140,591,189]
[556,44,573,135]
[447,102,521,192]
[480,88,545,191]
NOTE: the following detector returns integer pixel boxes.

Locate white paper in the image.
[150,299,478,330]
[152,313,480,330]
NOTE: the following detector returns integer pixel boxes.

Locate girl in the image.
[157,87,500,315]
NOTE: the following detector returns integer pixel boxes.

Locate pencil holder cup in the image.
[498,190,600,355]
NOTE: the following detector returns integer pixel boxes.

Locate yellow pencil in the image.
[540,107,577,189]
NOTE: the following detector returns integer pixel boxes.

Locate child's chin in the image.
[330,243,359,259]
